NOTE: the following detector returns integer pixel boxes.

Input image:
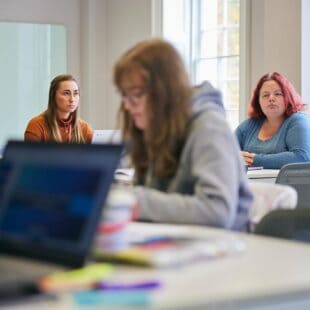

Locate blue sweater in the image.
[235,113,310,169]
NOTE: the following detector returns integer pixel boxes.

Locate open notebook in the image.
[0,141,122,300]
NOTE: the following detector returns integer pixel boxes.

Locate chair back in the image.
[255,208,310,242]
[276,162,310,208]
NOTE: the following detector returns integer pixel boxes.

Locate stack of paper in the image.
[93,234,245,268]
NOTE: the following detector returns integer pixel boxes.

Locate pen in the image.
[96,280,161,291]
[134,235,190,245]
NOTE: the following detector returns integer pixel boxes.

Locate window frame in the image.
[151,0,250,127]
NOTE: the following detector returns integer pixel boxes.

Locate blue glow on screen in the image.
[0,163,103,242]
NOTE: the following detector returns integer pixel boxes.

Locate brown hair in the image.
[248,72,304,119]
[114,39,192,181]
[44,74,86,143]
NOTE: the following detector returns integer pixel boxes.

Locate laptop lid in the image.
[91,130,121,144]
[0,141,123,268]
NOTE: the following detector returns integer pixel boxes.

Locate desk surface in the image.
[4,223,310,309]
[247,169,279,179]
[116,168,280,183]
[247,169,279,183]
[113,223,310,309]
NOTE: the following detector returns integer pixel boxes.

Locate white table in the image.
[5,222,310,309]
[110,223,310,309]
[247,169,279,183]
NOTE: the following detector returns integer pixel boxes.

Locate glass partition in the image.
[0,22,66,148]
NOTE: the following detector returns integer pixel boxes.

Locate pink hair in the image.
[248,72,304,119]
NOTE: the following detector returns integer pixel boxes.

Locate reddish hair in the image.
[248,72,304,119]
[114,39,192,179]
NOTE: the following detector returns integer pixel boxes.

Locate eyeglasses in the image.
[261,91,283,100]
[119,89,148,105]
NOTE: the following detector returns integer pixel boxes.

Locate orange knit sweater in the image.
[24,114,93,143]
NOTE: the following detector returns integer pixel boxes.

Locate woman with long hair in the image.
[114,38,253,230]
[25,74,93,143]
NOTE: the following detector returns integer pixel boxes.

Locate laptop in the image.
[91,130,121,144]
[0,140,122,299]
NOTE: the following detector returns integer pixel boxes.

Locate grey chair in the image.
[276,162,310,208]
[254,208,310,242]
[254,163,310,242]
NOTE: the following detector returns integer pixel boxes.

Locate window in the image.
[0,22,66,147]
[161,0,243,129]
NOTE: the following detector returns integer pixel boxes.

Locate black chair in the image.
[254,208,310,242]
[276,162,310,209]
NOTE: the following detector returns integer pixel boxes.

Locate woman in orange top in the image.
[24,74,93,143]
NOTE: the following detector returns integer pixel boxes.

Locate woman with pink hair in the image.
[236,72,310,169]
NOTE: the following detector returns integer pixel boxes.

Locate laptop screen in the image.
[0,141,123,267]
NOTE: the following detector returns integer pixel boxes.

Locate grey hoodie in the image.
[135,81,253,231]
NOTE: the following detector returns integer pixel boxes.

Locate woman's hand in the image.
[241,151,255,166]
[131,200,140,221]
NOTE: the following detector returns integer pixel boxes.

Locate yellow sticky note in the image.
[39,263,113,292]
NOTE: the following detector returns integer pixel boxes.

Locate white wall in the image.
[80,0,108,127]
[0,0,152,131]
[81,0,152,129]
[0,0,306,130]
[86,0,304,127]
[250,0,301,92]
[0,0,81,78]
[302,0,310,105]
